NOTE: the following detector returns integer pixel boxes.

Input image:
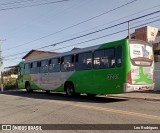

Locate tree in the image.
[3,66,18,76]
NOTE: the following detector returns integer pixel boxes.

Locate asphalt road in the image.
[0,90,160,133]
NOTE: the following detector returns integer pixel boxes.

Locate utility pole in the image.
[128,21,131,39]
[0,39,5,92]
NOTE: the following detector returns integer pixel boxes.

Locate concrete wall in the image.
[134,26,159,42]
[147,26,159,42]
[135,26,147,41]
[154,62,160,91]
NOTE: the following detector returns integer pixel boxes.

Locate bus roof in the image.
[24,38,150,63]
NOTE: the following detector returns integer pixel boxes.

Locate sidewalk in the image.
[108,90,160,101]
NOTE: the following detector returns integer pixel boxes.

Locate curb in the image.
[107,95,160,101]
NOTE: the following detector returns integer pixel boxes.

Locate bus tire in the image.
[26,82,33,93]
[87,94,96,98]
[45,90,50,94]
[65,82,75,97]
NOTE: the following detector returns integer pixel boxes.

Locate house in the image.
[22,50,59,61]
[131,26,160,62]
[131,26,160,91]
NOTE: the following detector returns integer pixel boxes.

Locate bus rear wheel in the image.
[65,83,75,97]
[45,90,50,94]
[26,83,33,93]
[87,94,96,98]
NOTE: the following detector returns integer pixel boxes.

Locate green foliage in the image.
[3,67,18,76]
[1,78,17,90]
[1,66,18,90]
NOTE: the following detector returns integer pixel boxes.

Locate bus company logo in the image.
[2,125,11,130]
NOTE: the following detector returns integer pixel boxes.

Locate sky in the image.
[0,0,160,69]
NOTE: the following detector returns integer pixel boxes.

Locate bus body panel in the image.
[17,38,155,95]
[129,42,154,84]
[123,40,154,92]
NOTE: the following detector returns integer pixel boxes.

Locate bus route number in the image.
[107,74,119,80]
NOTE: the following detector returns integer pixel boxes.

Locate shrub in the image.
[1,78,17,90]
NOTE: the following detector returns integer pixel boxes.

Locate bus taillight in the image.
[128,71,132,84]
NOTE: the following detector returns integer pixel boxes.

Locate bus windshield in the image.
[129,42,154,85]
[130,43,153,66]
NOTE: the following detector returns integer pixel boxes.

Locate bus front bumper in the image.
[123,83,155,92]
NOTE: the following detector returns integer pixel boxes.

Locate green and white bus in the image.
[17,38,155,96]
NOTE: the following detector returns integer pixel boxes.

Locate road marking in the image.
[46,100,160,120]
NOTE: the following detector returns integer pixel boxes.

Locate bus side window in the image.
[76,52,92,70]
[38,61,41,67]
[49,59,51,66]
[18,67,21,77]
[25,63,30,74]
[116,46,122,67]
[94,50,105,69]
[39,60,48,73]
[58,58,60,64]
[30,62,39,74]
[49,58,60,72]
[94,48,115,69]
[105,48,115,68]
[75,54,78,62]
[61,55,74,72]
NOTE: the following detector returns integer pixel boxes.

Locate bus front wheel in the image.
[26,83,33,93]
[65,83,75,97]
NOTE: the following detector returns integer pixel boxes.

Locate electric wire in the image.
[4,17,160,60]
[3,0,138,51]
[0,0,41,6]
[0,0,71,11]
[28,4,160,53]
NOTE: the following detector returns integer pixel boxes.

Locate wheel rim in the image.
[26,84,31,92]
[27,86,30,91]
[67,85,73,96]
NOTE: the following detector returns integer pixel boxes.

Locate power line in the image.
[29,3,160,51]
[0,0,68,7]
[47,17,160,52]
[34,10,160,48]
[6,0,86,39]
[3,10,160,58]
[0,0,71,11]
[4,0,138,51]
[3,1,88,56]
[132,14,160,24]
[6,14,158,60]
[4,17,160,62]
[3,12,160,59]
[4,51,30,58]
[0,0,37,6]
[76,4,160,36]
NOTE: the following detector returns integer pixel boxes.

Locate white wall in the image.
[154,62,160,91]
